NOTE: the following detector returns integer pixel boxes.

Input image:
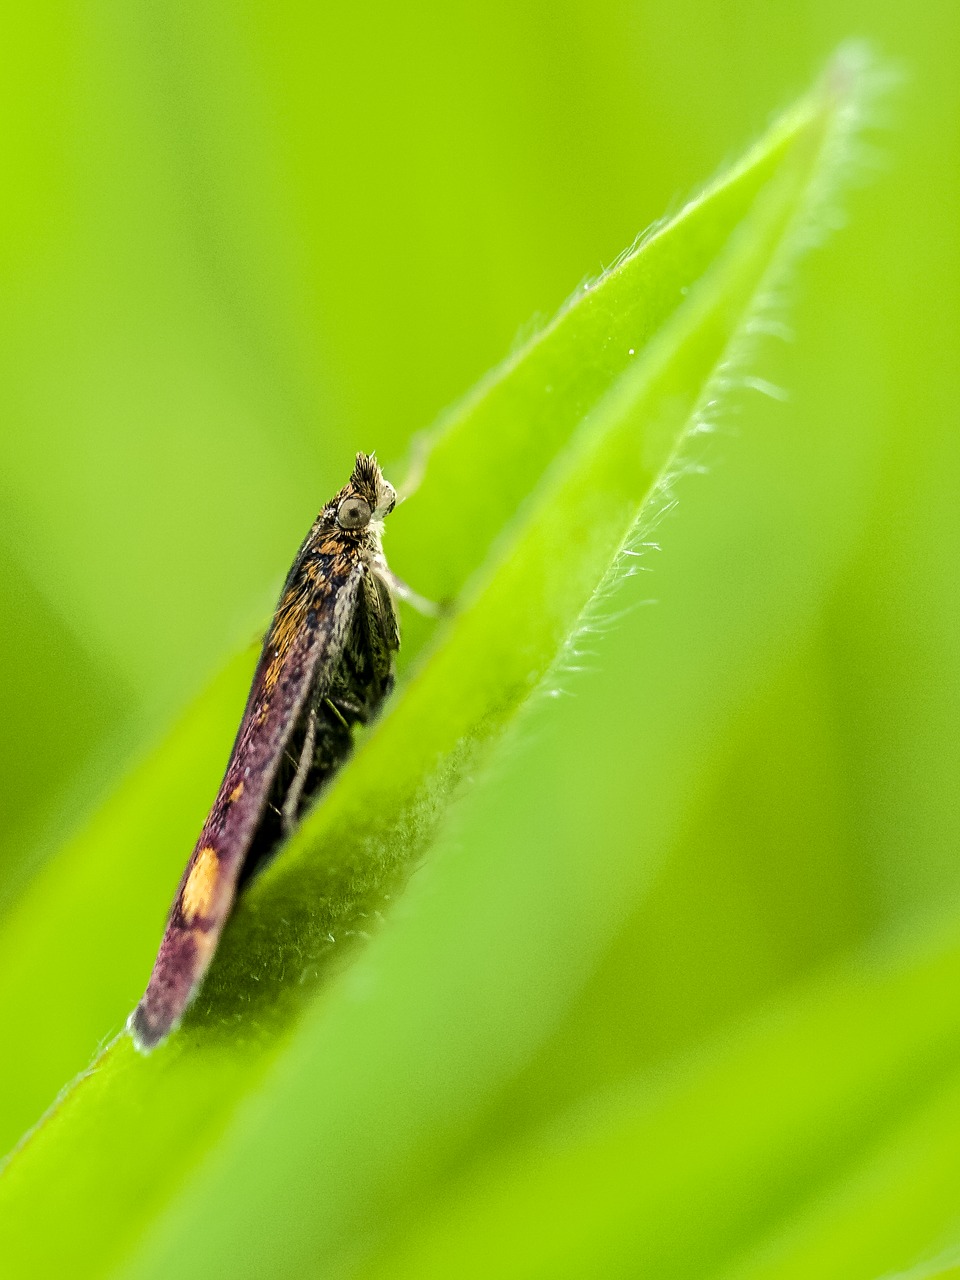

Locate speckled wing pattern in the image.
[129,453,399,1051]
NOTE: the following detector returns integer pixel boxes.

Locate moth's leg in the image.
[324,695,367,726]
[373,566,441,618]
[281,703,318,835]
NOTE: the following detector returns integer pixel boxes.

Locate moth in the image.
[130,453,409,1052]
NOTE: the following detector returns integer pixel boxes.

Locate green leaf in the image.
[0,51,870,1278]
[341,910,960,1280]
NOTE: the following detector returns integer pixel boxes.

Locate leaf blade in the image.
[0,55,869,1280]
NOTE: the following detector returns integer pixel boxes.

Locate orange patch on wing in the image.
[229,781,245,803]
[189,926,217,966]
[180,845,220,924]
[263,589,311,691]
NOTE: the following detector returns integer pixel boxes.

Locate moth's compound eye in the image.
[337,496,372,529]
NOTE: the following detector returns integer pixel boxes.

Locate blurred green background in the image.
[1,0,959,1275]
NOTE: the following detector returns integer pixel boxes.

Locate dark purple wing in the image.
[129,551,363,1051]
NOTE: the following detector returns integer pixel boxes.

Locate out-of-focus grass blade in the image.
[714,1055,960,1279]
[0,52,868,1279]
[347,915,960,1280]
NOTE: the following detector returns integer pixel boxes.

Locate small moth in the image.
[130,453,407,1052]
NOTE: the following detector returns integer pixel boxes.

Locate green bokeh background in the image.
[1,1,958,1275]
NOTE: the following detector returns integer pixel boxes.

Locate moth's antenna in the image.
[396,431,432,504]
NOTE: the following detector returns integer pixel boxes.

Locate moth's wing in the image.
[363,561,401,688]
[130,560,363,1051]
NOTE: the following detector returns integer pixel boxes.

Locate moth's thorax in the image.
[303,517,384,558]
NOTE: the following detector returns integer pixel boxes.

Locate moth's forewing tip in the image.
[127,1003,171,1055]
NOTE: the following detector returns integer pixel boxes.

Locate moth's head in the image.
[328,452,396,533]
